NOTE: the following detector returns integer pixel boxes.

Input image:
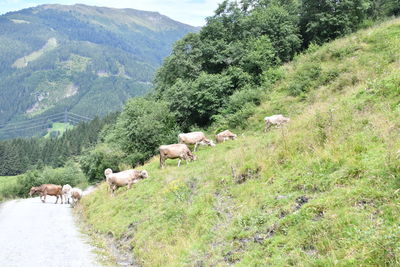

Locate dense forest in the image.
[0,113,118,176]
[0,4,197,139]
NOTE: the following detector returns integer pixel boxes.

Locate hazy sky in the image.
[0,0,221,26]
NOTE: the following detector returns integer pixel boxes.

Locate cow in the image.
[104,168,149,196]
[215,130,237,143]
[159,144,196,168]
[70,188,83,207]
[62,184,72,204]
[264,114,290,132]
[29,184,63,204]
[178,131,215,152]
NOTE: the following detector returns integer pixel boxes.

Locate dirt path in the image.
[0,196,101,267]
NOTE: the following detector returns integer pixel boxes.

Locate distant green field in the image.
[0,176,20,202]
[45,122,74,138]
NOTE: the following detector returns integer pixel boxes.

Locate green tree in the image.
[300,0,371,46]
[79,144,125,182]
[108,98,179,164]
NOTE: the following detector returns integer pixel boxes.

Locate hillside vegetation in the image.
[80,19,400,266]
[0,4,196,139]
[0,113,118,176]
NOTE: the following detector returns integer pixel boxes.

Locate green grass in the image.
[0,176,21,202]
[80,19,400,266]
[45,122,74,138]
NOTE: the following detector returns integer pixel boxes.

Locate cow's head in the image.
[29,187,38,197]
[104,168,113,177]
[140,170,149,179]
[190,154,197,161]
[201,138,216,147]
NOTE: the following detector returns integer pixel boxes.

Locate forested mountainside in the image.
[0,4,197,138]
[0,112,119,176]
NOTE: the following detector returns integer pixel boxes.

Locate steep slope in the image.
[0,4,197,138]
[80,19,400,266]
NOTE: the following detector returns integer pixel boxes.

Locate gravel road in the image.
[0,196,101,267]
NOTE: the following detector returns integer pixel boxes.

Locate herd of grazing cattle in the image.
[29,183,83,206]
[28,115,290,201]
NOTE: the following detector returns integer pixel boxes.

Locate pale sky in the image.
[0,0,222,26]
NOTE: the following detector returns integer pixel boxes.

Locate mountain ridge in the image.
[0,4,197,139]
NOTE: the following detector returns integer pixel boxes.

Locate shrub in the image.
[79,145,126,183]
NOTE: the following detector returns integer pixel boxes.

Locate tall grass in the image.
[0,175,20,202]
[80,19,400,266]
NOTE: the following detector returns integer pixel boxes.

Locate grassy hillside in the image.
[0,4,196,139]
[80,19,400,266]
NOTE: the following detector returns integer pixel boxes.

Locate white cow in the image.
[264,114,290,132]
[104,168,149,196]
[215,130,237,143]
[62,184,72,204]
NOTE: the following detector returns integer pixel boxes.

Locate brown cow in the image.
[70,188,83,207]
[215,130,237,143]
[178,131,215,151]
[29,184,63,204]
[159,144,196,168]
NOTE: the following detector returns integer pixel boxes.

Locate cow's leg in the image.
[264,122,271,132]
[160,155,165,168]
[60,194,63,204]
[178,159,181,167]
[43,191,47,203]
[194,143,199,152]
[40,193,44,203]
[128,181,132,189]
[55,195,58,204]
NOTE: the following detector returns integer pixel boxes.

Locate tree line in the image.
[0,113,118,176]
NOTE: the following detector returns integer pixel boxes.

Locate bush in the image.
[287,61,322,96]
[79,145,126,183]
[108,98,180,164]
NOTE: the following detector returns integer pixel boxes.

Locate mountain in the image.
[0,4,197,138]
